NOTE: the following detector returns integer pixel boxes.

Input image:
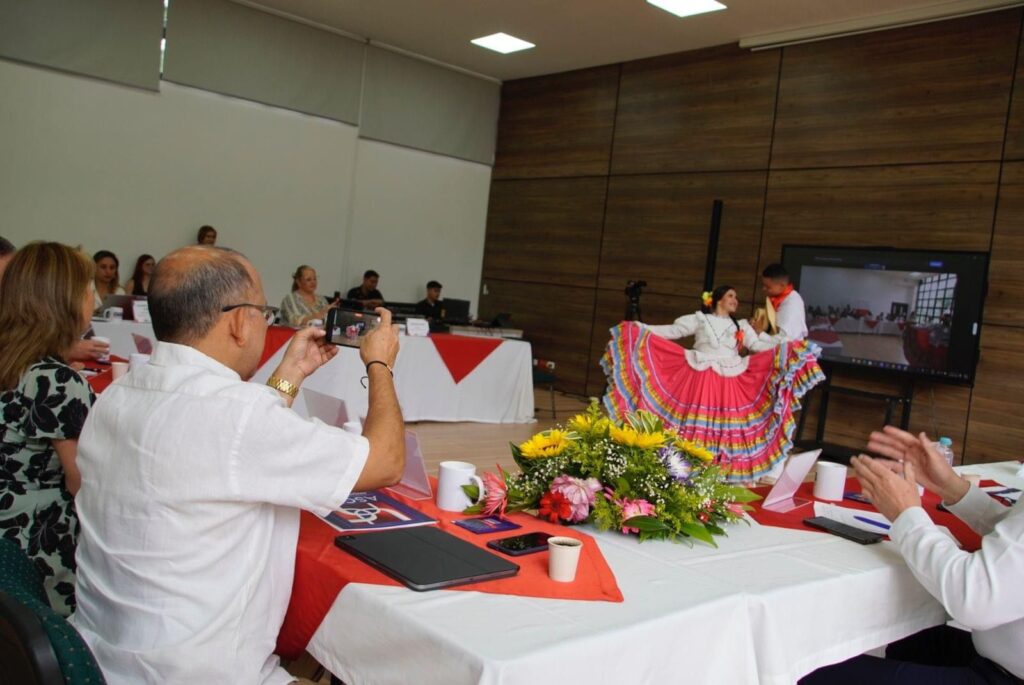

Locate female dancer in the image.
[603,285,824,482]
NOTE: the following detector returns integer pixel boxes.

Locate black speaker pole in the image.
[703,199,724,293]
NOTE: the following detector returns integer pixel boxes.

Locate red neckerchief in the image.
[769,284,794,310]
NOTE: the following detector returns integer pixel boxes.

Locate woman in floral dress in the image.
[0,242,96,615]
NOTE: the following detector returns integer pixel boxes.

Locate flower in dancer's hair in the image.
[658,445,692,483]
[618,497,657,534]
[481,468,509,517]
[550,474,601,522]
[701,291,713,307]
[538,490,573,523]
[519,430,572,459]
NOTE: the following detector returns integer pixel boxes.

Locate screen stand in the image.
[763,497,811,514]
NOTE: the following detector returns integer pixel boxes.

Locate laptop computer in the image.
[334,526,519,591]
[97,294,136,319]
[440,298,471,325]
[762,449,822,513]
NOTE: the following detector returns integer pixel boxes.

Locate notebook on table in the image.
[334,526,519,592]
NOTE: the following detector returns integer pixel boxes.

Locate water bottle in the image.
[934,437,954,467]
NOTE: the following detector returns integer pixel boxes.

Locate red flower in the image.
[538,490,573,523]
[735,328,745,347]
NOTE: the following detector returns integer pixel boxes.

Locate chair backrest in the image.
[0,540,106,684]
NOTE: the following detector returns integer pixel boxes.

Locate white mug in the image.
[548,536,583,583]
[91,336,111,363]
[102,306,124,321]
[129,353,150,374]
[813,461,847,501]
[436,460,484,512]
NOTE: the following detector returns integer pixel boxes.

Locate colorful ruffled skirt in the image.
[601,322,825,483]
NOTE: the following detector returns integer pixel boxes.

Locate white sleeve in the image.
[889,489,1024,631]
[739,320,777,352]
[643,313,700,340]
[776,293,808,340]
[229,387,370,515]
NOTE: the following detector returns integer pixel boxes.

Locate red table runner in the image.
[428,333,502,383]
[275,488,624,660]
[260,325,296,367]
[748,477,983,552]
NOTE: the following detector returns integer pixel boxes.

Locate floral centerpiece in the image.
[463,401,760,544]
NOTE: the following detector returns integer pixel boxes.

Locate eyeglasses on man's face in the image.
[221,303,279,325]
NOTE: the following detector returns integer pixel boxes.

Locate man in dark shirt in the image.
[414,280,443,319]
[346,269,384,309]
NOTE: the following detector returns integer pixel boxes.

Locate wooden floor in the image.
[283,389,590,683]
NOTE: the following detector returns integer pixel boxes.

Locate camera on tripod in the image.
[624,280,647,321]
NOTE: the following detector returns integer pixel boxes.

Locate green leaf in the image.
[461,483,480,501]
[679,521,718,547]
[462,503,483,515]
[730,487,763,503]
[621,515,670,532]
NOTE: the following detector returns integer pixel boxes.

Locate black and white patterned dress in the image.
[0,357,94,615]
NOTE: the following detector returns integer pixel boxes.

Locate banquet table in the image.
[300,461,1022,685]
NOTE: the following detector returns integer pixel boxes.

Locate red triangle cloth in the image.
[259,325,296,368]
[429,333,502,384]
[275,480,624,660]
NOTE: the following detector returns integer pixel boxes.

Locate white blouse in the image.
[643,312,779,377]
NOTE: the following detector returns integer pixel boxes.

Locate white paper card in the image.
[132,299,151,323]
[406,318,430,337]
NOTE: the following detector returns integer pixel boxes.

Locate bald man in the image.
[73,246,405,684]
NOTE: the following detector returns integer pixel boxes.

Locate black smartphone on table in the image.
[803,516,885,545]
[486,532,552,556]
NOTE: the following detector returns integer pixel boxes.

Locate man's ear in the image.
[225,307,250,348]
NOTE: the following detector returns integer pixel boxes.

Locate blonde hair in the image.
[0,242,95,389]
[291,265,314,292]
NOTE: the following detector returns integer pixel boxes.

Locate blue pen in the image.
[854,515,891,531]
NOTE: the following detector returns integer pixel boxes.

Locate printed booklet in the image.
[322,490,437,532]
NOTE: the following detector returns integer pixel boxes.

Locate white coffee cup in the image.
[548,536,583,583]
[436,460,484,512]
[102,306,124,321]
[92,336,111,363]
[111,361,129,380]
[129,353,150,373]
[813,461,847,501]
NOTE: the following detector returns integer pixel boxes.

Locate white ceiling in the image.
[240,0,1020,81]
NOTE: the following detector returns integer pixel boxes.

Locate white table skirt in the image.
[253,334,536,424]
[89,320,156,357]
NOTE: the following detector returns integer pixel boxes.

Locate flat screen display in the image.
[782,246,988,385]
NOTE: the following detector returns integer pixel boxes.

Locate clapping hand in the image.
[866,426,968,504]
[851,454,921,522]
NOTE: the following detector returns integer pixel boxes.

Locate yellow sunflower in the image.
[676,438,715,463]
[568,413,610,434]
[610,424,667,449]
[519,429,572,459]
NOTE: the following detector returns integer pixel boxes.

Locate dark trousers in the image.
[799,625,1020,685]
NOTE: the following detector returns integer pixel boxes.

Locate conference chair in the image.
[532,358,557,418]
[0,539,106,684]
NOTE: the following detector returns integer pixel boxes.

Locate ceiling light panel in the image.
[470,32,536,54]
[647,0,727,19]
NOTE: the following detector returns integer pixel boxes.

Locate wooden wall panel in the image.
[965,325,1024,462]
[772,10,1020,169]
[481,178,608,288]
[1003,25,1024,160]
[611,45,779,174]
[598,172,768,303]
[477,278,596,395]
[760,163,999,269]
[987,162,1024,325]
[492,65,619,179]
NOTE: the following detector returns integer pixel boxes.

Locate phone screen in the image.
[325,308,380,345]
[488,532,551,556]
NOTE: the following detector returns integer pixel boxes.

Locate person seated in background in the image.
[800,426,1024,685]
[91,249,124,312]
[753,263,808,340]
[414,280,444,319]
[0,235,14,279]
[346,269,384,309]
[124,253,156,297]
[197,224,217,245]
[0,242,97,615]
[280,264,338,327]
[72,246,405,684]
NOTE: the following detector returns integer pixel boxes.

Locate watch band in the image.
[267,375,299,398]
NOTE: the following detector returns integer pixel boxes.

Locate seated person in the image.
[92,249,125,312]
[414,280,444,319]
[603,285,824,482]
[280,264,338,327]
[0,242,97,615]
[124,253,156,296]
[197,224,217,245]
[800,426,1024,685]
[346,269,384,309]
[72,245,405,684]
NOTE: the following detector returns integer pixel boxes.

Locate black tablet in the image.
[334,527,519,591]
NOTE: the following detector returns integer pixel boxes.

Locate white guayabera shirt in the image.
[72,342,369,684]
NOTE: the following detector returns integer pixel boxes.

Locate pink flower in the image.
[618,497,656,534]
[481,468,509,517]
[726,503,745,517]
[550,475,601,523]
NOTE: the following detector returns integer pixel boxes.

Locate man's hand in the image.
[68,338,110,361]
[274,326,338,387]
[360,308,399,369]
[866,426,968,504]
[851,454,921,522]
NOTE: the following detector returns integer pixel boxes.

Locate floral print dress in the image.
[0,357,94,615]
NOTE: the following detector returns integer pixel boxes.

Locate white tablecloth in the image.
[306,461,1023,684]
[89,320,156,357]
[253,334,535,424]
